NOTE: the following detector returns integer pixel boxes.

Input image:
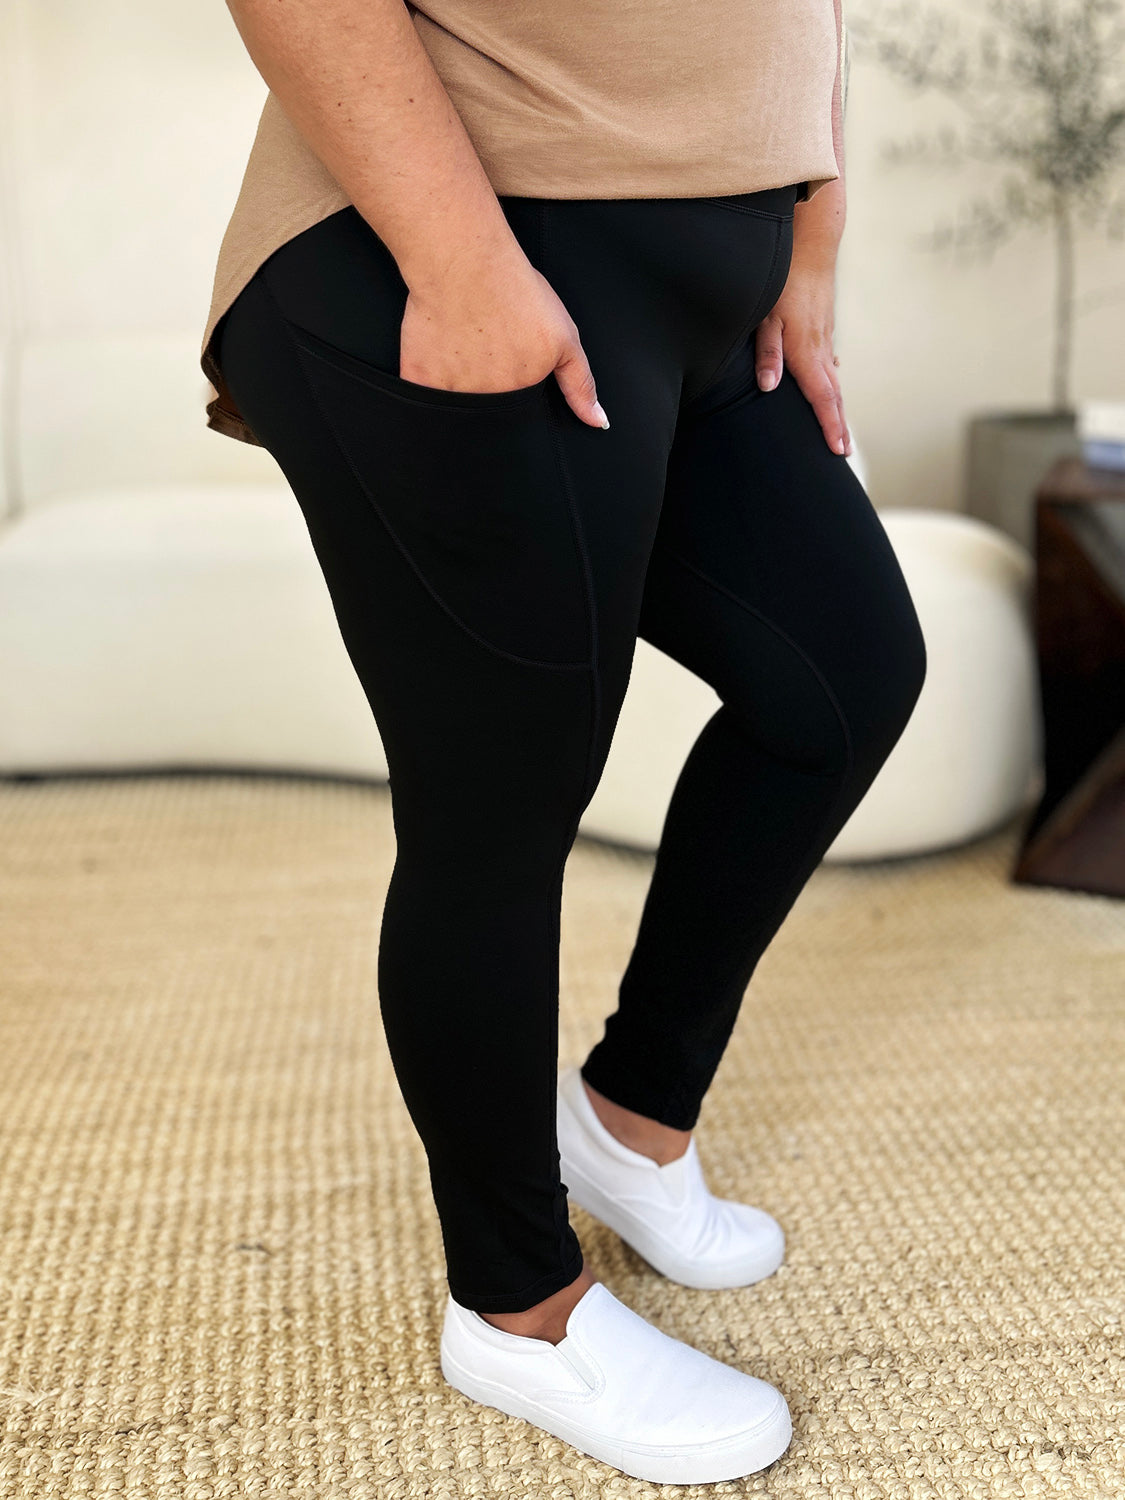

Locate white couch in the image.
[0,0,1042,858]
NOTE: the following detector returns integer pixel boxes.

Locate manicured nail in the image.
[758,370,777,392]
[592,401,610,429]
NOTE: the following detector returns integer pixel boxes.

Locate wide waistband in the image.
[695,181,804,218]
[498,181,805,219]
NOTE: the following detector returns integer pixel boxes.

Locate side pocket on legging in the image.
[282,317,592,671]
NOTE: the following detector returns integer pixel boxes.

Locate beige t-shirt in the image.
[201,0,842,446]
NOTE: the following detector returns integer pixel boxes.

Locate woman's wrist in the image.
[790,234,840,281]
[394,204,526,299]
[792,177,845,274]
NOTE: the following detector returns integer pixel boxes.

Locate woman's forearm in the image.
[224,0,522,294]
[754,0,851,453]
[792,0,847,271]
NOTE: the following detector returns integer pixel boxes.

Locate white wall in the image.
[837,34,1125,514]
[0,0,283,518]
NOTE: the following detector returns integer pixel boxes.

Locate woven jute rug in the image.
[0,771,1122,1499]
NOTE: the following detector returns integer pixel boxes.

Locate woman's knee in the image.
[837,579,928,785]
[717,573,927,783]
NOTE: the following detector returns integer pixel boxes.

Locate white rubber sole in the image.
[440,1341,792,1484]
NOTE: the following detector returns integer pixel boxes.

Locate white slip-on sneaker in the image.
[557,1064,785,1289]
[440,1278,792,1484]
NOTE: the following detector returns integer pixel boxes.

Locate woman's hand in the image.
[754,257,853,458]
[224,0,609,430]
[400,246,610,428]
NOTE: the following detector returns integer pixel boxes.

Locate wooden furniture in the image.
[1013,457,1125,897]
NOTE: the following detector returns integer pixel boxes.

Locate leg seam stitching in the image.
[541,204,602,799]
[635,547,861,1119]
[540,195,599,1284]
[658,543,856,779]
[256,270,590,675]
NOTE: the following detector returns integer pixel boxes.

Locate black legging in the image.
[215,181,927,1314]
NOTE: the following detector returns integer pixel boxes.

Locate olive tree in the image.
[848,0,1125,411]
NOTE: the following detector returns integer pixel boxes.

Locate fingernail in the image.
[592,401,610,429]
[758,371,777,392]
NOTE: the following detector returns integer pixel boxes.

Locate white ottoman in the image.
[1,487,1041,865]
[580,508,1042,860]
[824,509,1041,860]
[0,485,388,778]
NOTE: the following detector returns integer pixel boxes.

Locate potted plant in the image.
[848,0,1125,549]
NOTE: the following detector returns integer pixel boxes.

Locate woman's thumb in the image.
[554,347,610,430]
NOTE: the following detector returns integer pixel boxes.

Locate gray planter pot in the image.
[965,410,1081,552]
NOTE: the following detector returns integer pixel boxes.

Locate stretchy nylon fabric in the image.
[214,184,928,1314]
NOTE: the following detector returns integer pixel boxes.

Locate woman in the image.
[200,0,927,1483]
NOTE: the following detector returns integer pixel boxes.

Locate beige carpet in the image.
[0,772,1123,1499]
